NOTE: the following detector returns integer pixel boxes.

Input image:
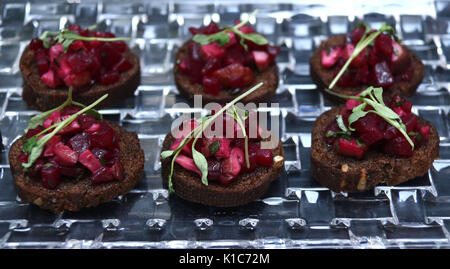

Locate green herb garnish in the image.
[192,10,268,50]
[161,82,264,193]
[209,140,221,155]
[324,86,414,149]
[22,87,108,171]
[39,29,130,53]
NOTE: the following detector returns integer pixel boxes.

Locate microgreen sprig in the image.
[161,82,263,193]
[192,10,268,50]
[324,86,414,149]
[22,87,107,171]
[39,29,130,52]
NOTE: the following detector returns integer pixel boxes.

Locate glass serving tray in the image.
[0,0,449,249]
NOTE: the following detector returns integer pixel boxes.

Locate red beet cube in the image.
[25,125,44,139]
[90,122,117,149]
[350,27,365,45]
[53,142,79,166]
[54,53,72,79]
[256,148,273,167]
[345,99,362,111]
[213,63,254,89]
[63,70,91,87]
[58,115,82,134]
[41,165,61,189]
[420,125,430,141]
[219,147,244,185]
[49,44,64,64]
[91,167,114,183]
[112,57,133,72]
[99,71,120,85]
[375,33,394,56]
[174,154,201,176]
[353,113,384,146]
[67,50,92,74]
[321,47,343,68]
[60,164,85,179]
[200,43,226,61]
[391,41,411,74]
[43,135,62,157]
[29,38,44,51]
[41,69,62,88]
[68,132,91,154]
[79,150,103,173]
[224,44,248,66]
[68,40,87,52]
[202,75,222,95]
[383,136,413,157]
[372,61,394,87]
[100,43,123,68]
[401,113,419,133]
[201,57,222,75]
[37,58,50,76]
[111,41,127,53]
[252,50,270,71]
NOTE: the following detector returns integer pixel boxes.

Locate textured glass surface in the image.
[0,0,449,249]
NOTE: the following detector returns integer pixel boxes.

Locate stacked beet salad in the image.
[178,21,280,95]
[28,25,133,88]
[170,116,273,185]
[321,26,413,87]
[19,106,123,189]
[325,95,430,159]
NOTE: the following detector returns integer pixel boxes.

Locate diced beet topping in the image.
[322,24,413,88]
[29,25,133,89]
[178,20,279,95]
[21,106,122,189]
[167,111,275,186]
[325,94,429,159]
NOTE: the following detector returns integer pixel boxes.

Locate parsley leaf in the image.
[22,136,37,154]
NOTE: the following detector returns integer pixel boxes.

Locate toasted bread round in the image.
[20,45,141,111]
[160,131,285,207]
[310,35,424,104]
[9,122,145,213]
[174,41,279,105]
[310,106,439,193]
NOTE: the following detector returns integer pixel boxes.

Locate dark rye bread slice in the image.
[20,45,141,111]
[174,41,279,105]
[160,131,285,207]
[309,35,425,104]
[9,122,145,213]
[310,106,439,193]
